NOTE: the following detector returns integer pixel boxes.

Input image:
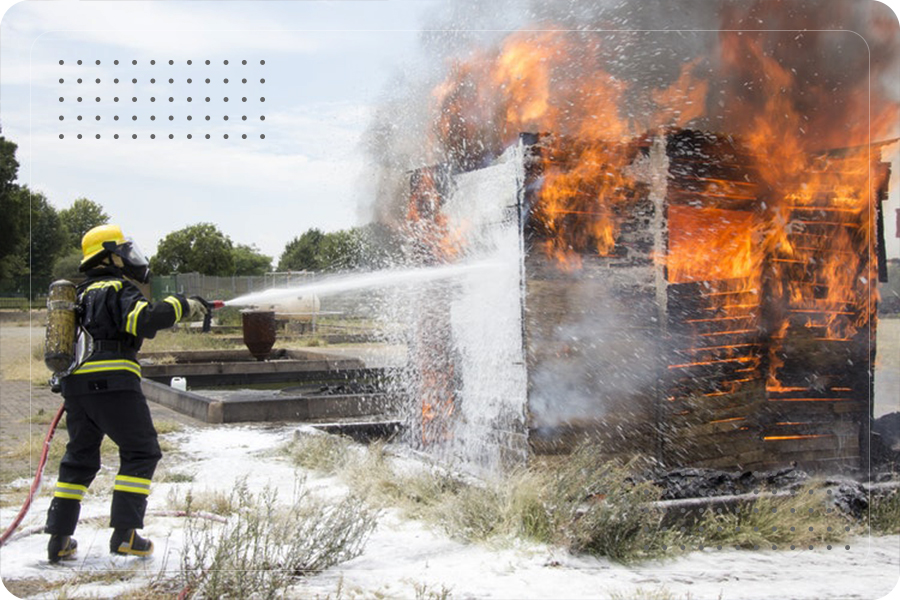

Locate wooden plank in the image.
[761,421,860,438]
[758,434,857,454]
[765,399,865,417]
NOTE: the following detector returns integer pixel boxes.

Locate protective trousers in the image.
[45,376,161,536]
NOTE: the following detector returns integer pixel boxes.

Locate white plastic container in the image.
[170,377,187,391]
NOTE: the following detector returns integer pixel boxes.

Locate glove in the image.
[186,296,209,321]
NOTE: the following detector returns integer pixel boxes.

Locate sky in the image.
[0,0,442,260]
[1,0,899,263]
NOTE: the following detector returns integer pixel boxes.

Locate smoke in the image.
[361,0,898,223]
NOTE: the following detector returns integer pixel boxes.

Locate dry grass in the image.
[0,429,69,485]
[0,422,175,489]
[867,488,900,535]
[285,435,865,563]
[1,349,50,384]
[23,407,61,425]
[166,486,239,517]
[281,431,353,474]
[690,485,854,550]
[140,329,243,353]
[153,420,183,435]
[290,436,677,562]
[177,478,378,599]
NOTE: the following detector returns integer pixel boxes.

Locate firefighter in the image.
[45,224,209,563]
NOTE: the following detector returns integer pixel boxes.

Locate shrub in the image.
[179,478,377,599]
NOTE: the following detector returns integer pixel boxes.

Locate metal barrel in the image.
[241,310,277,361]
[44,280,77,374]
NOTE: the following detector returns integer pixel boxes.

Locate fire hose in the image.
[0,402,65,547]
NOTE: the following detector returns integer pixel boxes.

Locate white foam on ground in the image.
[1,425,898,599]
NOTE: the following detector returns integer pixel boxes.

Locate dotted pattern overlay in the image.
[56,59,266,140]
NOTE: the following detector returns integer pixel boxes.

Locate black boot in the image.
[109,528,153,557]
[47,534,77,563]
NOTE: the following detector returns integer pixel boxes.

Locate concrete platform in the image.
[141,378,399,424]
[139,348,399,424]
[140,348,385,387]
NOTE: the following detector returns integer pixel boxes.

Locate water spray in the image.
[224,261,505,308]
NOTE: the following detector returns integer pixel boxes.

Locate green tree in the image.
[0,132,26,281]
[319,229,365,272]
[150,222,235,275]
[27,188,68,280]
[277,228,325,271]
[232,243,272,275]
[52,247,85,281]
[59,197,109,249]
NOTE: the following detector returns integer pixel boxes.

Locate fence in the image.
[1,271,385,318]
[150,272,316,302]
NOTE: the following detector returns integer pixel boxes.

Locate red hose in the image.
[0,403,65,546]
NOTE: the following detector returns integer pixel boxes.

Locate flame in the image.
[415,15,896,453]
[667,206,759,283]
[763,434,833,441]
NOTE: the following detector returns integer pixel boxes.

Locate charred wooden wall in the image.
[406,129,888,475]
[522,130,887,474]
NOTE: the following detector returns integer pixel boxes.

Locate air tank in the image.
[44,280,77,374]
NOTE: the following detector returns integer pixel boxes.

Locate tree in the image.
[59,197,109,249]
[150,223,235,275]
[52,247,85,281]
[277,228,325,272]
[0,132,26,281]
[27,188,68,280]
[318,229,358,271]
[232,244,272,275]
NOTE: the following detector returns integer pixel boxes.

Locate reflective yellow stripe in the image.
[54,482,88,500]
[116,475,152,485]
[163,296,183,321]
[114,475,151,495]
[125,300,149,336]
[73,359,142,377]
[85,280,123,292]
[54,492,84,500]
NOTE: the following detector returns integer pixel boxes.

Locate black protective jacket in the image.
[63,267,189,385]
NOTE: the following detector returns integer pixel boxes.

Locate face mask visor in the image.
[104,238,151,283]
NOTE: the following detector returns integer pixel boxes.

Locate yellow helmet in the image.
[80,224,125,268]
[79,224,151,282]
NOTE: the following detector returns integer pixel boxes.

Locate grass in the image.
[23,407,61,425]
[140,329,243,353]
[0,428,70,485]
[286,436,680,562]
[0,418,177,489]
[867,488,900,535]
[0,340,50,384]
[153,420,183,435]
[177,478,378,599]
[283,434,868,563]
[281,431,353,474]
[166,486,240,517]
[692,485,854,550]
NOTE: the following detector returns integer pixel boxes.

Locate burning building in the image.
[377,11,898,475]
[402,129,891,475]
